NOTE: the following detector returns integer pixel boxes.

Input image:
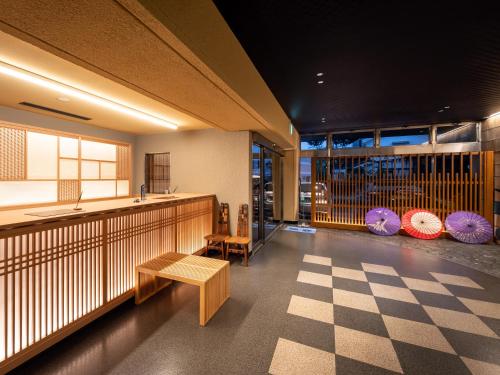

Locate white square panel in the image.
[27,131,57,179]
[100,162,116,179]
[81,180,116,199]
[81,140,116,161]
[81,160,100,179]
[59,136,79,158]
[59,159,78,180]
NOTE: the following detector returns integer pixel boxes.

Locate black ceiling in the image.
[214,0,500,134]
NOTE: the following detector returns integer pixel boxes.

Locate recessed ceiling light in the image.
[317,80,324,84]
[0,61,178,130]
[58,97,70,102]
[316,72,324,77]
[438,109,444,113]
[444,105,450,109]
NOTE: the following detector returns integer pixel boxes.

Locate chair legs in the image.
[206,240,225,259]
[225,243,249,267]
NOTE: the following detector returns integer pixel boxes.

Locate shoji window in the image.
[145,152,170,193]
[0,122,131,208]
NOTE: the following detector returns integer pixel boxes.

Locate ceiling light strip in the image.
[0,61,178,130]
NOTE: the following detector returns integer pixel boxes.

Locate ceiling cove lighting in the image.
[0,61,178,130]
[488,111,500,118]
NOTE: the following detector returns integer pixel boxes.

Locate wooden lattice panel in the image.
[0,127,25,180]
[0,218,105,363]
[58,180,80,201]
[0,196,214,372]
[312,152,494,228]
[116,145,130,180]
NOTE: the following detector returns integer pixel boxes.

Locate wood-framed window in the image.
[145,152,170,194]
[0,121,131,208]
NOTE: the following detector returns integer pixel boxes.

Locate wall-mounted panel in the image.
[0,181,57,206]
[100,162,116,179]
[117,180,129,196]
[26,132,57,179]
[0,122,131,208]
[81,180,116,199]
[116,145,130,179]
[0,127,25,180]
[81,140,116,161]
[81,161,100,179]
[58,179,80,201]
[59,136,79,158]
[59,159,79,180]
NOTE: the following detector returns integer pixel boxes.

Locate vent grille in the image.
[19,102,91,121]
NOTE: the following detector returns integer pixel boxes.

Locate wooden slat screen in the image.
[0,196,213,372]
[311,152,494,228]
[145,153,170,194]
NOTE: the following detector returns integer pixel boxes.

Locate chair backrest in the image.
[237,204,249,237]
[217,203,229,235]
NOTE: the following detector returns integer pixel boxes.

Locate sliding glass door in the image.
[252,142,282,248]
[252,144,262,244]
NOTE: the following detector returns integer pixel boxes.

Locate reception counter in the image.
[0,193,214,372]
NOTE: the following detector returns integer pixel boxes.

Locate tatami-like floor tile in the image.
[461,356,500,375]
[458,297,500,319]
[369,282,419,304]
[430,272,483,289]
[361,262,398,276]
[333,288,380,314]
[297,270,333,288]
[303,254,332,267]
[287,295,334,324]
[334,325,403,373]
[423,305,498,338]
[269,338,335,375]
[382,315,455,354]
[332,266,367,282]
[401,277,453,296]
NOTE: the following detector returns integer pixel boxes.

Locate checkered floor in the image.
[269,254,500,374]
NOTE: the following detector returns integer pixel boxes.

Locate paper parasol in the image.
[445,211,493,244]
[365,207,401,236]
[402,209,443,240]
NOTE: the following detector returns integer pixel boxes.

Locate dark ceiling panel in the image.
[214,0,500,133]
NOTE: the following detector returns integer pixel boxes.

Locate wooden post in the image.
[484,151,494,225]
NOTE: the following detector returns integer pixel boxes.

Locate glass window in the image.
[380,128,429,147]
[300,135,327,150]
[436,123,477,144]
[332,131,374,149]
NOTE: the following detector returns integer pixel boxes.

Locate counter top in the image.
[0,193,215,231]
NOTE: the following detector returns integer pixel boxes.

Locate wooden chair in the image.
[225,204,251,266]
[204,202,229,259]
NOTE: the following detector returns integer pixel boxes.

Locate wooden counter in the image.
[0,193,214,230]
[0,193,214,372]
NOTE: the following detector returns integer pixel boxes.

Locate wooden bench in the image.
[135,252,230,326]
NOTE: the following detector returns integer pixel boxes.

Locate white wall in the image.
[134,128,251,236]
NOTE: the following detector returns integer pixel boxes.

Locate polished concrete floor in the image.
[10,229,500,374]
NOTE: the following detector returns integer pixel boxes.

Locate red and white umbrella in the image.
[402,209,443,240]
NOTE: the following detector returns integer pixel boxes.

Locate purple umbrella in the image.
[365,208,401,236]
[445,211,493,244]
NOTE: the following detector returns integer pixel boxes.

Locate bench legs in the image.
[135,265,230,327]
[199,264,231,326]
[135,269,172,305]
